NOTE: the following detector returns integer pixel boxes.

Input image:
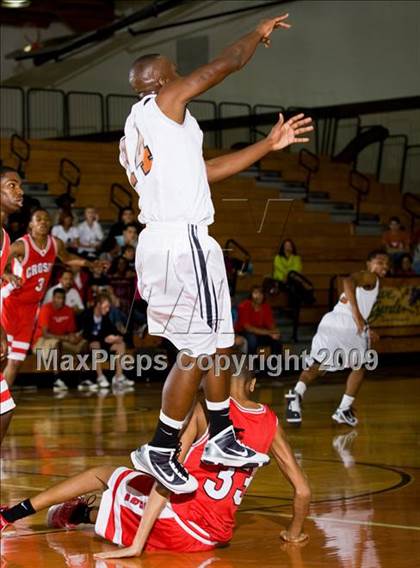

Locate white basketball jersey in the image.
[335,276,379,321]
[120,95,215,225]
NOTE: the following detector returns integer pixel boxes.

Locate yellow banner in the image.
[370,278,420,326]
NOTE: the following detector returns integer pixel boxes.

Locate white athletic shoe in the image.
[97,374,110,390]
[77,380,99,392]
[53,379,69,393]
[112,375,135,388]
[332,407,358,427]
[131,444,198,494]
[285,390,302,424]
[202,425,270,468]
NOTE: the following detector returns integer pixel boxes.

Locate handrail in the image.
[349,170,370,225]
[27,87,66,138]
[59,158,81,195]
[0,86,25,137]
[218,101,252,148]
[224,238,251,273]
[298,148,319,195]
[105,93,138,131]
[110,182,133,212]
[402,192,420,233]
[401,143,420,194]
[66,90,105,134]
[380,134,408,189]
[10,133,30,177]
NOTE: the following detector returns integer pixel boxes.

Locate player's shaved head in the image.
[129,53,179,96]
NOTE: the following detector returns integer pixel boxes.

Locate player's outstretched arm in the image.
[157,14,291,122]
[54,237,107,273]
[94,403,206,559]
[205,113,313,183]
[270,423,311,543]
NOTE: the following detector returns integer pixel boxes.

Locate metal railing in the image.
[110,182,133,213]
[349,170,370,225]
[402,192,420,233]
[10,133,30,177]
[59,157,81,195]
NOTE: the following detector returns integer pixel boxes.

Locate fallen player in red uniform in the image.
[1,367,310,557]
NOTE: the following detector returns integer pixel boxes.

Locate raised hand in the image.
[267,113,314,151]
[256,13,291,48]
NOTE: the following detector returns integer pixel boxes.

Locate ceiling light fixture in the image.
[1,0,31,8]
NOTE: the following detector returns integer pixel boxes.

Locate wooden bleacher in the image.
[1,138,418,354]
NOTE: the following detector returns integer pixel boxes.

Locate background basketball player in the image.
[0,167,24,444]
[285,249,390,427]
[1,209,101,389]
[120,12,314,493]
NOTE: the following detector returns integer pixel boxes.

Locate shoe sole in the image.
[201,455,270,468]
[331,415,358,427]
[130,451,198,495]
[286,417,302,423]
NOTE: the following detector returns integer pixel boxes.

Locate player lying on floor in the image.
[0,367,310,557]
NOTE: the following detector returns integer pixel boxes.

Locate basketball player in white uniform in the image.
[286,249,389,427]
[120,13,314,493]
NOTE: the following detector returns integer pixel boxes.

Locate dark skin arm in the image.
[342,271,377,334]
[94,404,206,560]
[157,14,291,123]
[270,422,311,542]
[206,113,313,183]
[54,237,94,269]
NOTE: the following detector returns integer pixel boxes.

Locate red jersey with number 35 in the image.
[6,234,57,304]
[171,399,278,544]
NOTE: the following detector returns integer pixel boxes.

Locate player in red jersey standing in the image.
[0,167,24,444]
[0,364,311,552]
[1,208,98,388]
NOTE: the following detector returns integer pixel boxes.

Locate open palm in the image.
[268,113,314,151]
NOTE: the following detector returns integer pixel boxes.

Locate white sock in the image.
[160,410,184,430]
[294,381,307,398]
[339,394,355,411]
[205,398,230,411]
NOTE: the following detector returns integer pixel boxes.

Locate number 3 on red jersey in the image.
[203,468,254,506]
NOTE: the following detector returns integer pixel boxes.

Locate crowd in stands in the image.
[4,199,420,389]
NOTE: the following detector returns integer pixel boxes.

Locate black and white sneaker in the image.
[332,406,358,427]
[202,425,270,468]
[285,390,302,424]
[130,443,198,494]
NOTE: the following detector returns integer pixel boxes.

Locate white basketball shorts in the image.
[135,222,234,357]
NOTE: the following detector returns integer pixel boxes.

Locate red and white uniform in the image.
[1,234,57,362]
[0,228,15,414]
[95,399,278,551]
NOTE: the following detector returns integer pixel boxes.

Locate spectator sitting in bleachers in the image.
[51,212,79,253]
[411,227,420,275]
[121,244,136,272]
[115,223,139,249]
[78,293,133,392]
[109,257,136,314]
[43,269,84,312]
[33,288,87,393]
[77,206,104,259]
[71,266,91,306]
[235,286,282,356]
[270,239,315,306]
[394,253,416,276]
[382,216,410,268]
[108,207,142,239]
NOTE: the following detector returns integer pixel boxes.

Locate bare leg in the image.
[161,353,202,421]
[111,340,125,376]
[4,360,22,387]
[344,368,365,397]
[0,410,13,445]
[90,341,103,378]
[30,465,115,512]
[298,362,323,388]
[204,347,231,403]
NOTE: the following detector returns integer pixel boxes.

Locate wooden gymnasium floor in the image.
[1,368,419,568]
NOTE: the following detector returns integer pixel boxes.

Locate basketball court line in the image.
[241,510,420,531]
